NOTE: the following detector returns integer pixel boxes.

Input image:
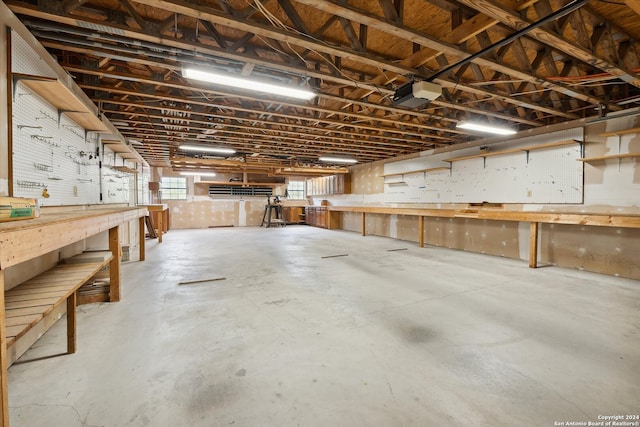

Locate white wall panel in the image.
[384,129,584,204]
[11,29,57,77]
[11,30,135,206]
[12,80,102,205]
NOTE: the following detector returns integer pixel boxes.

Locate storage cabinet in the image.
[305,206,327,228]
[282,206,305,224]
[306,175,350,196]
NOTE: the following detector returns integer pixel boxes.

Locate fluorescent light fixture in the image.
[179,171,217,177]
[319,156,358,164]
[179,144,236,155]
[457,121,517,136]
[183,67,315,100]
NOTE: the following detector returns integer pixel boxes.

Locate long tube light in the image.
[179,144,236,154]
[179,171,217,177]
[456,121,517,136]
[319,156,358,164]
[183,67,316,100]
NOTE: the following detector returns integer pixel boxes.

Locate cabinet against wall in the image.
[305,206,327,228]
[282,206,305,224]
[306,175,350,196]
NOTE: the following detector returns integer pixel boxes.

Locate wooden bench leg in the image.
[0,271,10,426]
[529,221,539,268]
[139,215,146,262]
[157,211,163,243]
[109,226,121,302]
[67,292,77,354]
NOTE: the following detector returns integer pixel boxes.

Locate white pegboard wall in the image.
[137,166,151,205]
[11,29,57,78]
[101,144,136,204]
[11,29,138,206]
[12,81,101,205]
[384,129,585,204]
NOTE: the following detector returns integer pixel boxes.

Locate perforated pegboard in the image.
[12,80,102,205]
[101,144,136,204]
[11,29,57,77]
[11,30,135,206]
[384,128,584,204]
[137,165,151,205]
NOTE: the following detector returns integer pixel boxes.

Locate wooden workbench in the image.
[327,206,640,268]
[0,206,147,426]
[144,204,169,243]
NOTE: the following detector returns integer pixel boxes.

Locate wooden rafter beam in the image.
[455,0,640,88]
[61,0,89,13]
[289,0,614,106]
[278,0,311,32]
[63,64,466,135]
[17,1,567,124]
[80,83,452,141]
[105,110,429,152]
[12,3,386,95]
[120,0,152,33]
[626,0,640,15]
[378,0,401,24]
[121,0,602,108]
[99,100,448,147]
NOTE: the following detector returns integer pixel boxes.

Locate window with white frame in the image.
[287,180,305,200]
[160,177,187,200]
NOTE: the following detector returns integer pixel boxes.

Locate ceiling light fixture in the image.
[319,156,358,164]
[456,121,517,136]
[182,67,316,100]
[179,144,236,155]
[179,171,217,177]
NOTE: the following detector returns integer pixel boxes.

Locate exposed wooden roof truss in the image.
[6,0,640,171]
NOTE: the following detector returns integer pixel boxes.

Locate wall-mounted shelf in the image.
[444,139,582,167]
[600,127,640,137]
[13,73,108,132]
[381,166,449,178]
[445,148,521,163]
[110,165,138,174]
[103,140,144,164]
[577,152,640,162]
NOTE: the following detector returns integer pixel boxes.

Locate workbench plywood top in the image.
[0,207,146,269]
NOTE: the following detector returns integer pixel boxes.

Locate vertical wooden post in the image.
[66,292,77,354]
[138,215,146,262]
[109,226,121,302]
[418,216,424,248]
[529,221,539,268]
[361,212,366,236]
[157,210,164,243]
[0,271,9,427]
[163,208,169,231]
[326,209,331,230]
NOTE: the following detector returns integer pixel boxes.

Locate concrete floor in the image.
[7,226,640,427]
